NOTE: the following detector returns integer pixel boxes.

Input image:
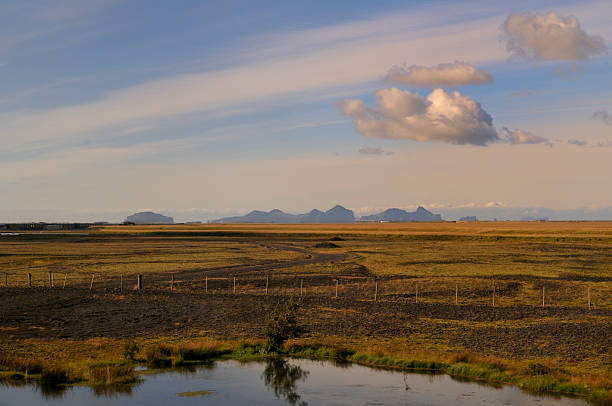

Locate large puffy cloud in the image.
[502,12,606,60]
[501,127,551,145]
[341,88,499,146]
[385,62,493,88]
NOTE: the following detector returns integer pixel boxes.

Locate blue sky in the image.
[1,0,611,222]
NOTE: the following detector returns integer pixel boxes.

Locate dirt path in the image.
[172,242,350,281]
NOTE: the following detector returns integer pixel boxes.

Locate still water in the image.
[0,359,588,406]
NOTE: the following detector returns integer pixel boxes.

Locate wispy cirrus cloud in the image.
[0,9,508,150]
[552,63,584,80]
[508,89,533,98]
[31,0,122,22]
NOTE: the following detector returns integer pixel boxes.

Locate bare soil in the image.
[0,287,610,366]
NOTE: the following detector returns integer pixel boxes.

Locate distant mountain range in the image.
[359,207,442,222]
[212,205,355,224]
[125,211,174,224]
[211,205,443,223]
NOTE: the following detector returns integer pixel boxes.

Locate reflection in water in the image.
[90,384,135,398]
[1,377,71,400]
[0,360,589,406]
[262,359,309,406]
[39,382,70,400]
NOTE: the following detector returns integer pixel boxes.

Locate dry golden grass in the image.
[2,222,610,308]
[0,222,610,402]
[94,221,612,238]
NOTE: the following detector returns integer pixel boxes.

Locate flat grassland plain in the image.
[0,222,611,402]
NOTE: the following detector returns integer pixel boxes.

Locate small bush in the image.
[122,339,140,361]
[264,298,303,353]
[146,345,172,367]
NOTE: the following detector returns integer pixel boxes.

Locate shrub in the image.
[264,298,303,353]
[145,345,172,367]
[122,339,140,361]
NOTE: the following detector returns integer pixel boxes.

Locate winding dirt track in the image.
[169,242,351,280]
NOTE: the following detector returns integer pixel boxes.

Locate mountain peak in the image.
[125,211,174,224]
[360,206,441,222]
[327,204,348,212]
[212,205,354,223]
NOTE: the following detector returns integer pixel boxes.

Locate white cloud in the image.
[385,61,492,88]
[358,146,393,155]
[592,110,612,125]
[0,11,507,150]
[501,127,551,145]
[341,87,499,146]
[502,11,607,60]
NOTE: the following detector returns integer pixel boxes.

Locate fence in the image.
[1,270,609,310]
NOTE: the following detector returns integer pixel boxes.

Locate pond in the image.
[0,359,588,405]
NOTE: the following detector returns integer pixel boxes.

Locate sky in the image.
[1,0,611,222]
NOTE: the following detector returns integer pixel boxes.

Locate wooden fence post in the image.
[49,271,53,287]
[90,275,94,292]
[455,284,458,305]
[265,275,269,296]
[233,276,236,294]
[119,275,123,292]
[493,284,496,307]
[374,280,378,302]
[542,286,545,307]
[415,284,418,304]
[335,279,338,298]
[4,272,7,287]
[300,279,303,297]
[587,287,591,309]
[205,273,208,293]
[137,274,143,290]
[63,273,67,289]
[28,273,32,287]
[170,274,174,292]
